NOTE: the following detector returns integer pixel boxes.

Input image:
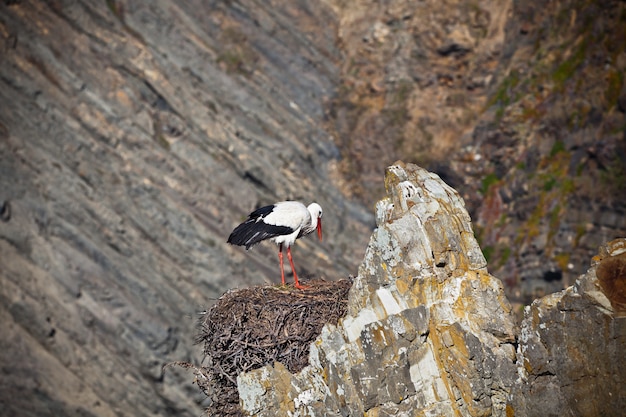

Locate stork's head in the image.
[308,203,323,241]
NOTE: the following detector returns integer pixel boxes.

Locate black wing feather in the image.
[248,205,275,219]
[227,204,293,249]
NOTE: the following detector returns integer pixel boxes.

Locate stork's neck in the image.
[303,203,321,236]
[303,210,318,235]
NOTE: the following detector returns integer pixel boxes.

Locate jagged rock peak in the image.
[237,162,518,416]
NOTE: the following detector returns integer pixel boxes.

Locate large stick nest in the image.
[193,278,353,416]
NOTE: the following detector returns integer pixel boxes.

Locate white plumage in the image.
[227,201,323,289]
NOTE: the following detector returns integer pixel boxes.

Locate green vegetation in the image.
[601,158,626,192]
[482,245,495,263]
[519,103,543,122]
[217,51,247,74]
[498,246,512,268]
[487,70,521,120]
[561,178,576,194]
[549,140,566,157]
[542,175,557,192]
[479,173,500,195]
[525,199,544,241]
[574,223,586,247]
[554,252,570,271]
[547,204,562,241]
[552,39,588,91]
[155,134,170,150]
[515,144,579,257]
[476,241,512,269]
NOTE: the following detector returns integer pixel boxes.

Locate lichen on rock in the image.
[237,162,519,416]
[211,162,625,417]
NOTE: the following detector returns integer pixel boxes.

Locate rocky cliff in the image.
[457,0,626,303]
[326,0,626,302]
[0,1,371,416]
[1,1,625,416]
[511,238,626,417]
[236,162,626,417]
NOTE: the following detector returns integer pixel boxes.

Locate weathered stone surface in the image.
[327,0,512,201]
[238,162,518,416]
[0,1,372,416]
[236,165,626,417]
[510,238,626,417]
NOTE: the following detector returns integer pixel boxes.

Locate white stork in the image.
[227,201,323,289]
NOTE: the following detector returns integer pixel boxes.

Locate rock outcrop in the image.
[511,239,626,417]
[236,162,626,417]
[238,162,519,416]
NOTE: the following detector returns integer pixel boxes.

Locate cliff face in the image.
[326,0,511,199]
[1,1,625,416]
[0,1,371,416]
[237,162,626,417]
[325,0,626,302]
[457,0,626,302]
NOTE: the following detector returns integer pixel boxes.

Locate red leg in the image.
[286,246,308,289]
[278,243,286,285]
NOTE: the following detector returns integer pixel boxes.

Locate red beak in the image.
[317,218,322,241]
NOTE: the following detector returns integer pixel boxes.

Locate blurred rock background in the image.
[0,0,624,416]
[326,0,626,303]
